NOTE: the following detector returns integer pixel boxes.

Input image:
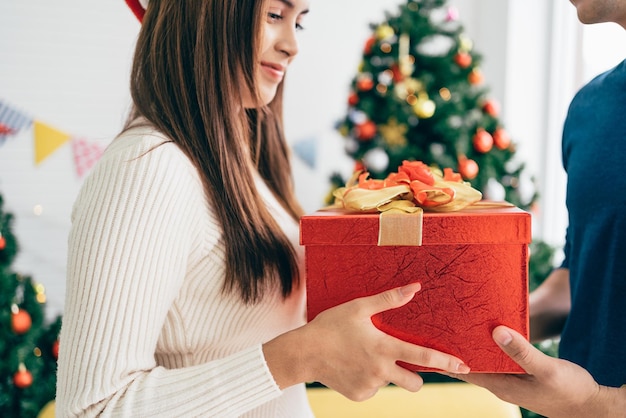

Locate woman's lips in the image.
[261,62,285,81]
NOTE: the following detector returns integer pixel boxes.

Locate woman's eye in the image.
[267,12,282,22]
[267,11,306,31]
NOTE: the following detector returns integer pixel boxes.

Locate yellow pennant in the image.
[33,120,71,165]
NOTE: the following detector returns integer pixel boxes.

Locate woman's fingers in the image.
[347,283,470,374]
[350,283,422,318]
[305,282,470,401]
[388,366,424,392]
[392,339,471,374]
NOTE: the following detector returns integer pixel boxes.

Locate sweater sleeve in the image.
[56,133,282,417]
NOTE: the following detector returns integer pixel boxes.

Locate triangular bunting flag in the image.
[33,120,71,165]
[292,136,317,169]
[71,137,104,177]
[0,123,15,136]
[0,100,33,142]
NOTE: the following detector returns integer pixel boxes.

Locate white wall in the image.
[0,2,140,318]
[0,0,581,318]
[0,0,420,318]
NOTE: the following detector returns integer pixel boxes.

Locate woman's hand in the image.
[446,325,625,418]
[263,283,470,401]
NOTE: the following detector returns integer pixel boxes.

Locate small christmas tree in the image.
[0,194,61,417]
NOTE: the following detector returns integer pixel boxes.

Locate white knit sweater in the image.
[56,126,313,417]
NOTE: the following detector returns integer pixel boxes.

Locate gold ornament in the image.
[413,93,436,118]
[379,118,408,147]
[394,77,424,100]
[35,283,46,303]
[405,78,423,93]
[459,34,473,52]
[376,24,395,40]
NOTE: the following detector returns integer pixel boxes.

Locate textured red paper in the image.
[301,205,531,373]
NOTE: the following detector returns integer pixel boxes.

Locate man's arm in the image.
[529,267,571,342]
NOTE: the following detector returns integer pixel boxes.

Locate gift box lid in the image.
[300,203,531,246]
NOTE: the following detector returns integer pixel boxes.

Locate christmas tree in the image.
[332,1,556,416]
[332,0,557,286]
[0,194,61,417]
[335,0,535,208]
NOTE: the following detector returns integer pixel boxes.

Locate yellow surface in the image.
[307,383,522,418]
[38,383,521,418]
[38,400,55,418]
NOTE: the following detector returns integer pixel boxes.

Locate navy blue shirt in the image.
[559,59,626,387]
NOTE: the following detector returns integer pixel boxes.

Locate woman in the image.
[56,0,470,416]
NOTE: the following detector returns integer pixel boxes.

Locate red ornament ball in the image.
[355,120,377,141]
[348,92,359,106]
[356,77,374,92]
[473,129,494,153]
[12,309,32,335]
[493,127,512,150]
[482,100,500,117]
[13,367,33,389]
[0,236,5,250]
[364,36,376,55]
[454,52,472,69]
[468,68,484,85]
[52,340,60,360]
[458,158,479,180]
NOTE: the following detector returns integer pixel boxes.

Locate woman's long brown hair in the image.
[125,0,304,303]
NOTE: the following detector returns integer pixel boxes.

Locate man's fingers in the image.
[492,326,540,374]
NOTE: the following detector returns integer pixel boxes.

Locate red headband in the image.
[126,0,146,22]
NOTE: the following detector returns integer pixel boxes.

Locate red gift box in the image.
[300,203,530,373]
